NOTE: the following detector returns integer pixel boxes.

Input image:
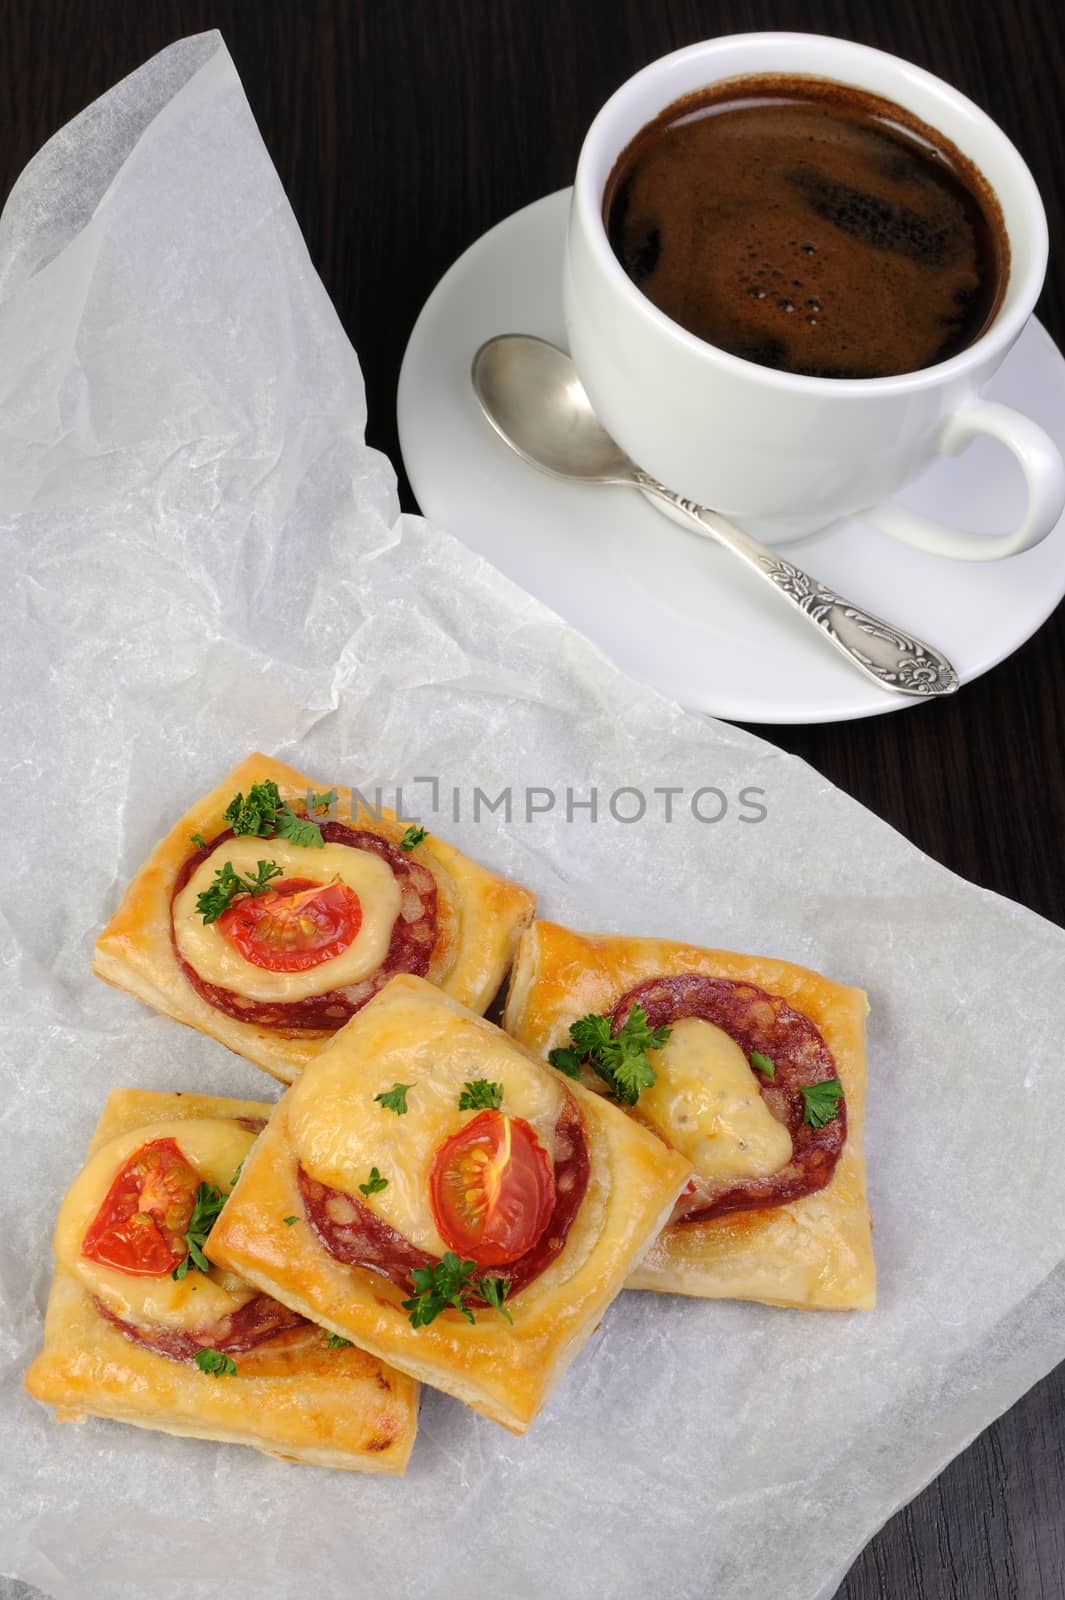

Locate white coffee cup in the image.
[564,32,1065,556]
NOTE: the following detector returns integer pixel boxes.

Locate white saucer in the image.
[398,189,1065,724]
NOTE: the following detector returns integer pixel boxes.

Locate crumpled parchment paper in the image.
[2,33,1064,1600]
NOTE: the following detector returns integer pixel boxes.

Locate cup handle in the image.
[861,400,1065,561]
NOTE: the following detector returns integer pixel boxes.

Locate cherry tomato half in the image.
[81,1137,201,1276]
[218,877,363,973]
[429,1109,555,1267]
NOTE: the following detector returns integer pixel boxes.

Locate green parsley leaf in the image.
[801,1078,844,1128]
[750,1051,776,1079]
[400,825,427,851]
[402,1252,479,1328]
[375,1082,414,1115]
[547,1046,583,1080]
[189,832,208,849]
[282,1215,299,1226]
[184,1238,211,1273]
[195,1348,237,1377]
[223,780,326,847]
[458,1079,503,1112]
[172,1183,228,1280]
[274,800,325,849]
[568,1012,615,1057]
[475,1276,513,1325]
[358,1167,389,1197]
[247,859,283,890]
[229,1159,244,1188]
[225,780,282,836]
[195,863,241,924]
[563,1003,670,1106]
[310,788,338,814]
[325,1331,353,1349]
[195,859,282,924]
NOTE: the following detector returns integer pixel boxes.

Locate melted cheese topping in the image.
[56,1118,258,1332]
[173,837,402,1002]
[289,987,563,1255]
[641,1018,793,1181]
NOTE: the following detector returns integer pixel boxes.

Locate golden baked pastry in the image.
[503,922,875,1311]
[24,1089,417,1472]
[93,753,535,1082]
[206,974,691,1433]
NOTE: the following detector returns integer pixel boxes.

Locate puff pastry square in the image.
[94,753,535,1083]
[24,1089,418,1472]
[503,922,875,1312]
[206,974,691,1433]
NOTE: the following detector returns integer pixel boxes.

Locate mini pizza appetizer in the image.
[206,974,691,1434]
[24,1089,417,1472]
[93,753,535,1083]
[503,922,875,1311]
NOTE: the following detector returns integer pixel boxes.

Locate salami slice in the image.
[611,974,846,1223]
[96,1291,308,1364]
[298,1092,590,1304]
[298,1170,434,1289]
[501,1093,589,1297]
[171,821,437,1033]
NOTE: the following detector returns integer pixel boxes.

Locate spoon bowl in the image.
[472,335,634,484]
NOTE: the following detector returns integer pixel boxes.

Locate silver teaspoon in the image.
[471,334,959,699]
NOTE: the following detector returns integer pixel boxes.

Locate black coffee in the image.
[604,75,1009,378]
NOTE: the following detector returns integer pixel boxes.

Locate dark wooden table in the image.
[3,3,1063,1596]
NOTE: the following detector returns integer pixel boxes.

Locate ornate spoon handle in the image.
[635,474,960,698]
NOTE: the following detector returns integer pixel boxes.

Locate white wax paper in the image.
[2,33,1065,1600]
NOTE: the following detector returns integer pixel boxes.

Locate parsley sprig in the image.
[358,1167,389,1197]
[750,1051,776,1080]
[274,809,325,848]
[546,1045,583,1081]
[548,1004,671,1106]
[400,825,427,851]
[172,1183,228,1280]
[195,1348,237,1377]
[401,1254,514,1329]
[325,1331,353,1349]
[375,1082,414,1115]
[403,1253,479,1328]
[458,1079,503,1112]
[195,859,282,924]
[801,1078,844,1128]
[224,780,283,836]
[475,1275,513,1325]
[224,779,328,849]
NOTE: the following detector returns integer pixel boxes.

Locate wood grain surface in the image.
[2,3,1063,1596]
